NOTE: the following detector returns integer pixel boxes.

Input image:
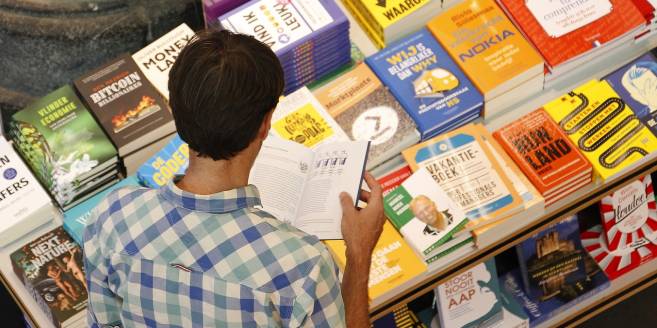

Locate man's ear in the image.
[258,110,275,140]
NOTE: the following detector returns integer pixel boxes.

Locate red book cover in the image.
[498,0,645,69]
[493,108,591,196]
[631,0,655,23]
[599,175,657,251]
[378,165,412,197]
[581,225,657,280]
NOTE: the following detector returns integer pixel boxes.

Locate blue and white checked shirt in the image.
[83,179,345,327]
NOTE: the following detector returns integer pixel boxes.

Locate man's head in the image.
[410,195,446,231]
[168,29,285,161]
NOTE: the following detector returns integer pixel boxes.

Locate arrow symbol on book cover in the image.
[376,0,386,8]
[365,116,381,131]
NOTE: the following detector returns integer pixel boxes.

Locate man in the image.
[83,29,385,327]
[63,248,87,291]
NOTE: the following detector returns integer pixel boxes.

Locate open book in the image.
[249,136,370,240]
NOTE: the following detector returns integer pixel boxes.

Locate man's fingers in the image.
[340,192,357,215]
[359,190,371,203]
[363,172,383,205]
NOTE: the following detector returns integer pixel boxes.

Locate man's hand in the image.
[340,172,385,263]
[339,172,385,328]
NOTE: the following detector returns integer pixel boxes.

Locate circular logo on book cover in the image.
[3,168,17,180]
[352,106,398,145]
[610,180,648,233]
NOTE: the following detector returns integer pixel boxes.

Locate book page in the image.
[295,141,369,240]
[249,137,314,225]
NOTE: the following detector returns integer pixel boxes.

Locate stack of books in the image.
[136,134,189,189]
[402,124,525,232]
[74,54,177,176]
[580,175,657,280]
[502,215,611,327]
[9,85,120,211]
[132,23,196,100]
[631,0,657,41]
[497,0,645,81]
[366,28,484,140]
[383,167,473,263]
[427,0,544,119]
[434,259,529,328]
[493,109,593,206]
[543,79,657,182]
[63,175,141,245]
[340,0,442,49]
[0,137,55,246]
[10,227,88,328]
[604,52,657,137]
[313,63,420,170]
[219,0,352,94]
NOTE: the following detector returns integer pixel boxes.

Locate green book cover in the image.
[384,167,469,260]
[10,85,117,208]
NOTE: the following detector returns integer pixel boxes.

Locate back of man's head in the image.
[168,29,285,160]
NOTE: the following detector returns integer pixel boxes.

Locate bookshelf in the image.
[3,2,657,328]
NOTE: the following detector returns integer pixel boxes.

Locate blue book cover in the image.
[604,52,657,136]
[500,266,609,327]
[63,175,140,245]
[365,28,483,140]
[136,134,189,188]
[515,215,588,302]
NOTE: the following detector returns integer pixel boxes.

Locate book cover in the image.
[500,265,610,327]
[383,167,469,260]
[0,138,52,242]
[373,304,426,328]
[581,224,657,280]
[136,134,189,188]
[10,226,87,328]
[543,79,657,181]
[599,175,657,251]
[219,0,347,55]
[271,86,349,149]
[378,165,412,196]
[74,54,175,157]
[604,52,657,137]
[427,0,543,97]
[435,259,503,328]
[63,175,141,245]
[324,220,427,302]
[493,108,592,196]
[132,23,195,100]
[10,85,117,208]
[365,28,483,139]
[515,215,588,301]
[355,0,434,29]
[402,124,522,221]
[313,63,420,168]
[498,0,645,69]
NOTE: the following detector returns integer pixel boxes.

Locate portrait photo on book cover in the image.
[410,194,454,235]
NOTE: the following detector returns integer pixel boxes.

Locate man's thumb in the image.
[339,192,355,213]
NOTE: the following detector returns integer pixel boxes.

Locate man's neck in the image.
[176,151,254,195]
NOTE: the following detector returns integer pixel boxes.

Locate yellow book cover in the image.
[426,0,543,97]
[543,80,657,181]
[341,0,385,48]
[359,0,435,30]
[401,123,523,221]
[324,220,426,302]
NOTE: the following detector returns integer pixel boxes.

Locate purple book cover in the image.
[218,0,348,56]
[203,0,248,25]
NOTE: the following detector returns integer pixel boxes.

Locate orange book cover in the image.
[426,0,543,96]
[498,0,645,69]
[493,108,591,196]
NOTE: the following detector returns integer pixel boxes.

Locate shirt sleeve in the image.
[294,248,346,328]
[83,208,124,328]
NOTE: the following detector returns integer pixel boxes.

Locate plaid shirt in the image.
[83,180,345,327]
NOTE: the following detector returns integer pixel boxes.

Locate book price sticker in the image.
[526,0,612,38]
[352,106,399,146]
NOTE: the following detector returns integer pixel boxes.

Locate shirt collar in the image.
[159,176,262,213]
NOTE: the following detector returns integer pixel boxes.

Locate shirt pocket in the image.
[110,254,297,327]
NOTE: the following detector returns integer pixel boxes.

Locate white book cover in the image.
[526,0,612,38]
[132,23,195,99]
[272,87,349,149]
[0,138,52,245]
[435,260,503,328]
[383,168,469,260]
